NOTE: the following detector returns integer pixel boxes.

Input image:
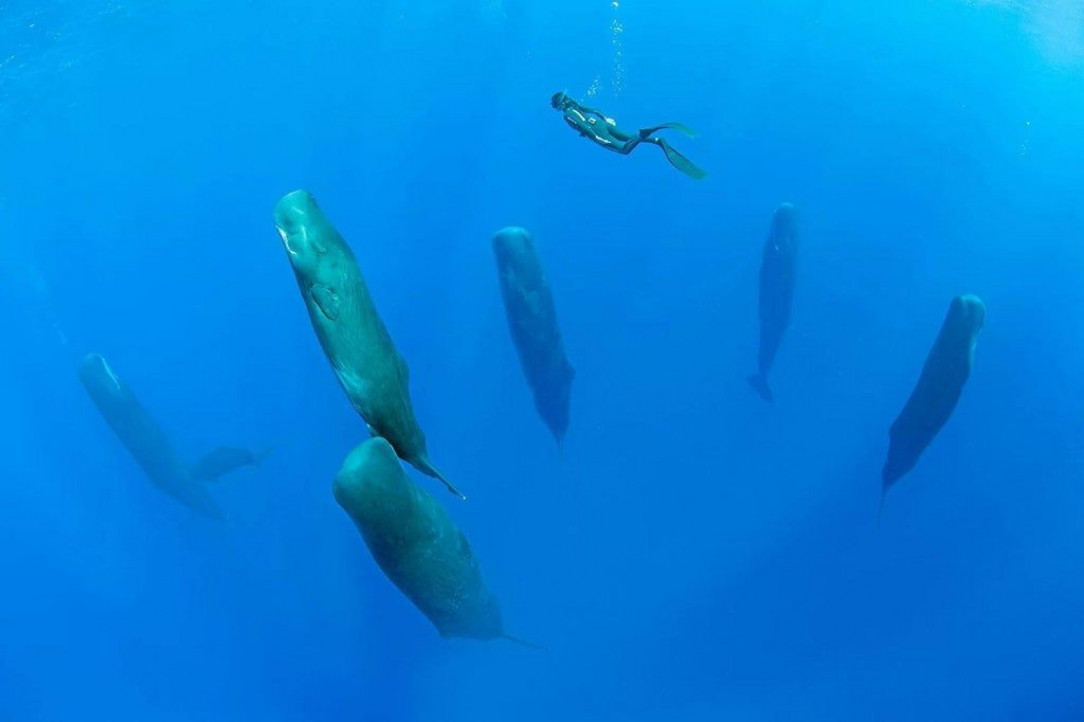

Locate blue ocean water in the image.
[2,0,1084,719]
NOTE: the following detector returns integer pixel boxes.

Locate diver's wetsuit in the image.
[551,92,707,179]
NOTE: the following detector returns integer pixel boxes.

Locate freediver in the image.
[550,92,707,180]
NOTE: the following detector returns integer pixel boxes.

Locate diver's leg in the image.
[611,137,641,155]
[603,127,640,154]
[595,125,639,154]
[623,137,644,155]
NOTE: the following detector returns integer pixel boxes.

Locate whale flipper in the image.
[411,454,465,501]
[190,445,272,483]
[501,633,547,650]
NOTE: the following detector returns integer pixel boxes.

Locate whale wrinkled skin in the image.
[333,438,504,640]
[748,202,798,403]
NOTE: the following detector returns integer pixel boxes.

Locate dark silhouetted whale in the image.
[492,226,574,444]
[882,294,986,501]
[78,353,223,519]
[748,203,798,403]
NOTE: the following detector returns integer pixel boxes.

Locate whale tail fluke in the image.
[413,454,467,501]
[747,374,774,403]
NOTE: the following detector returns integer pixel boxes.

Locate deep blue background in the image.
[2,1,1083,719]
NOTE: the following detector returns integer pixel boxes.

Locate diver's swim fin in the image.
[655,122,698,137]
[657,138,707,180]
[640,122,698,138]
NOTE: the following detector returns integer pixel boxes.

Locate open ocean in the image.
[2,1,1083,719]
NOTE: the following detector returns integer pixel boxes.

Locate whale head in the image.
[773,202,796,224]
[947,294,986,341]
[79,353,124,395]
[274,190,357,325]
[770,202,798,249]
[274,190,335,276]
[492,226,535,278]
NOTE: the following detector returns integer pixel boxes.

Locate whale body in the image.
[333,438,505,640]
[882,294,987,493]
[79,353,223,519]
[492,226,574,443]
[275,190,461,498]
[748,203,798,403]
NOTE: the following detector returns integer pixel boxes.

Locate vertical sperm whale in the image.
[882,294,987,502]
[492,226,575,444]
[334,438,518,642]
[78,353,223,519]
[275,190,462,499]
[748,203,798,403]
